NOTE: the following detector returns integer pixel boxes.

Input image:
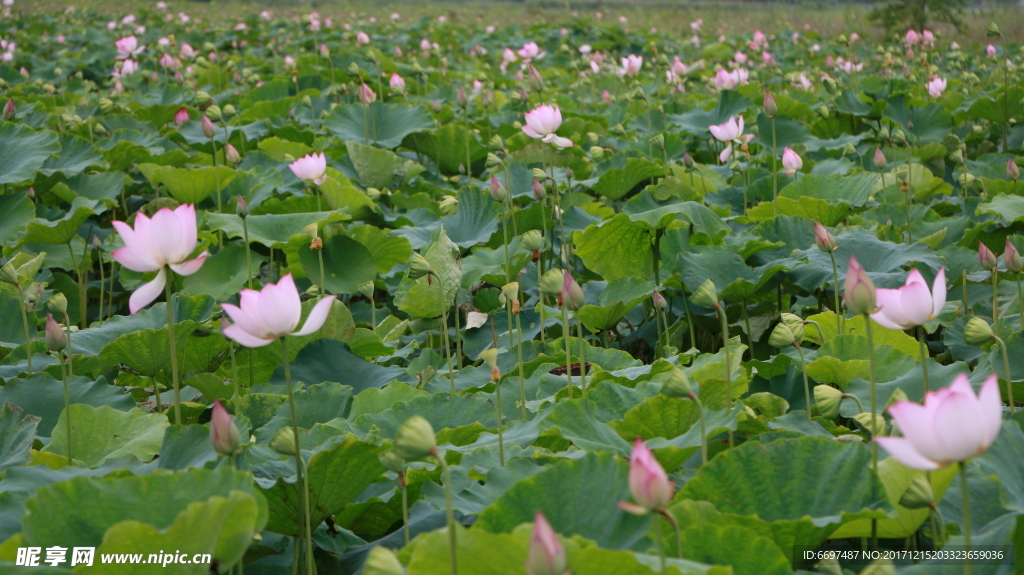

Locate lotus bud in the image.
[522,229,543,251]
[683,152,695,169]
[649,133,664,150]
[843,256,876,315]
[204,104,222,122]
[194,91,212,107]
[359,83,377,105]
[822,76,838,95]
[500,282,520,311]
[488,134,504,150]
[763,91,777,118]
[225,143,241,164]
[652,290,668,312]
[949,149,964,164]
[2,99,14,120]
[532,169,549,183]
[222,104,236,119]
[816,557,844,575]
[813,221,837,253]
[898,474,935,509]
[814,385,843,418]
[393,415,437,460]
[201,114,216,138]
[439,195,458,216]
[527,65,544,93]
[769,321,797,349]
[873,147,887,169]
[210,399,243,456]
[47,292,68,315]
[690,278,719,308]
[532,178,546,200]
[842,142,857,157]
[1008,158,1020,181]
[538,268,565,296]
[589,146,605,161]
[432,100,442,113]
[560,271,585,310]
[526,511,566,575]
[456,85,467,108]
[45,314,67,352]
[987,22,1001,37]
[941,133,961,152]
[408,253,431,280]
[978,242,998,270]
[891,127,907,146]
[853,412,886,437]
[480,347,501,381]
[1005,239,1023,272]
[357,281,375,300]
[92,235,104,251]
[660,366,693,398]
[269,426,298,456]
[378,450,406,474]
[888,388,909,406]
[780,313,805,342]
[489,176,508,202]
[0,262,17,285]
[964,316,994,345]
[418,365,437,386]
[362,546,406,575]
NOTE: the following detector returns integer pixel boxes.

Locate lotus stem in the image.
[864,313,879,548]
[796,344,811,413]
[576,319,587,399]
[400,471,410,545]
[993,335,1015,415]
[59,348,72,466]
[18,291,32,375]
[919,329,930,394]
[434,450,458,575]
[963,274,970,315]
[165,277,182,425]
[229,342,241,409]
[242,217,254,290]
[655,510,666,572]
[690,393,708,465]
[281,337,314,575]
[61,311,73,377]
[514,308,527,420]
[716,302,733,447]
[433,272,456,393]
[562,304,573,400]
[829,251,843,335]
[961,461,972,575]
[316,247,326,302]
[771,116,778,218]
[659,509,682,559]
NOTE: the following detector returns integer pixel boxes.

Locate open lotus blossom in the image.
[111,204,208,314]
[522,105,573,148]
[220,274,337,348]
[750,29,768,49]
[355,31,370,46]
[619,54,643,77]
[926,77,947,98]
[517,41,543,60]
[986,44,997,58]
[526,512,566,575]
[876,373,1001,470]
[618,439,673,514]
[288,152,328,185]
[870,268,946,330]
[782,147,803,175]
[115,35,144,58]
[708,115,753,163]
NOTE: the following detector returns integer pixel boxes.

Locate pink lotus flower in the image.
[113,59,138,77]
[115,35,144,58]
[733,51,748,64]
[359,83,377,104]
[813,221,837,253]
[905,29,921,45]
[389,73,406,92]
[502,47,517,65]
[987,44,997,58]
[843,256,877,316]
[619,54,643,77]
[979,242,998,270]
[708,115,753,163]
[220,274,336,347]
[526,512,566,575]
[782,147,803,175]
[522,105,573,148]
[111,204,208,314]
[922,29,936,45]
[870,268,946,330]
[671,56,686,77]
[159,52,179,69]
[174,107,189,127]
[560,270,584,310]
[356,31,370,46]
[926,77,947,98]
[618,439,673,514]
[713,68,739,90]
[876,373,1001,470]
[289,153,328,185]
[179,43,196,59]
[517,41,543,60]
[750,29,768,49]
[210,399,242,456]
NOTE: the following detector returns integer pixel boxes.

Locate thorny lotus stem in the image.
[453,294,462,371]
[993,335,1016,415]
[864,314,879,547]
[562,304,573,399]
[576,319,587,399]
[67,241,87,330]
[59,347,72,466]
[795,344,811,413]
[1016,278,1024,334]
[281,337,314,575]
[690,393,708,465]
[715,303,734,447]
[433,450,458,575]
[919,329,930,394]
[98,252,105,320]
[370,296,377,334]
[165,277,182,425]
[829,251,844,335]
[433,272,456,393]
[961,461,972,575]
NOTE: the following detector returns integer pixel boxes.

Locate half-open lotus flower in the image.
[708,115,753,163]
[522,105,573,148]
[220,274,336,347]
[876,373,1001,470]
[112,204,207,314]
[870,268,946,330]
[288,152,328,185]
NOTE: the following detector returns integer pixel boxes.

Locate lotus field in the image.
[2,4,1024,575]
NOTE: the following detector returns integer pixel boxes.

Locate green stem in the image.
[514,309,527,420]
[59,349,72,466]
[771,117,778,218]
[316,248,326,302]
[1016,279,1024,331]
[960,461,972,575]
[242,218,254,290]
[919,329,930,394]
[865,314,879,548]
[281,338,314,575]
[61,312,73,377]
[370,298,377,334]
[992,271,999,327]
[964,273,971,315]
[401,473,410,545]
[453,292,462,371]
[576,319,587,399]
[434,272,456,393]
[843,392,866,414]
[932,503,947,547]
[494,368,505,466]
[229,342,241,410]
[659,509,682,559]
[716,303,734,447]
[435,452,458,575]
[742,297,753,360]
[655,510,666,572]
[67,242,86,330]
[165,276,181,425]
[691,394,708,465]
[994,335,1015,415]
[683,289,697,351]
[796,345,811,413]
[829,251,843,335]
[562,304,573,399]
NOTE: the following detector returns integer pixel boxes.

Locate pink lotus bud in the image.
[389,73,406,92]
[762,91,777,118]
[618,438,673,514]
[843,256,876,316]
[45,313,67,351]
[2,98,14,120]
[1007,240,1024,273]
[652,290,667,311]
[489,176,508,202]
[288,152,328,186]
[560,270,585,310]
[225,143,241,164]
[210,399,242,456]
[873,147,887,169]
[978,242,998,270]
[393,45,403,58]
[359,83,377,105]
[532,178,546,200]
[201,114,215,139]
[813,221,837,253]
[456,85,467,108]
[782,147,803,175]
[526,512,567,575]
[1008,158,1019,181]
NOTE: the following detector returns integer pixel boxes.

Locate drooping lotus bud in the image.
[843,256,876,315]
[393,415,437,460]
[814,385,844,418]
[225,143,241,164]
[1005,239,1023,273]
[3,99,15,120]
[222,104,236,119]
[358,280,374,300]
[560,271,585,310]
[522,229,543,251]
[538,268,564,296]
[303,223,318,239]
[500,282,520,313]
[780,312,805,342]
[690,278,719,308]
[769,321,797,349]
[408,253,431,280]
[652,290,668,311]
[47,292,68,315]
[873,147,887,169]
[532,178,546,200]
[378,450,406,474]
[525,511,566,575]
[853,412,886,437]
[362,546,406,575]
[898,474,935,509]
[204,104,222,122]
[0,261,17,285]
[763,91,777,118]
[978,242,998,270]
[1008,158,1019,181]
[269,426,298,456]
[527,65,544,93]
[45,314,67,352]
[987,22,1001,37]
[194,91,212,107]
[489,177,508,202]
[618,438,673,514]
[813,221,837,252]
[964,316,994,345]
[210,399,243,456]
[201,114,216,138]
[660,366,693,398]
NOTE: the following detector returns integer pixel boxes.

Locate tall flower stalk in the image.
[47,314,72,466]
